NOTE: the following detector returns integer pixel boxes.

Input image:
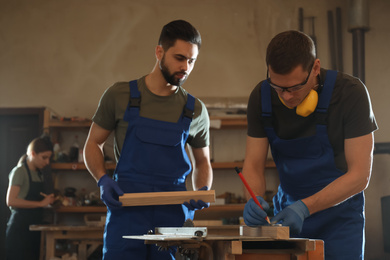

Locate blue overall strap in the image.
[182,94,195,127]
[123,80,141,122]
[315,70,338,125]
[260,81,273,128]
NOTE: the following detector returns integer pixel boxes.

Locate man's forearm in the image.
[303,134,373,214]
[302,170,369,215]
[242,136,269,200]
[192,162,213,190]
[190,146,213,190]
[84,141,107,182]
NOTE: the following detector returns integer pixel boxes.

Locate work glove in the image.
[183,186,210,211]
[271,200,310,235]
[243,196,270,226]
[97,174,124,210]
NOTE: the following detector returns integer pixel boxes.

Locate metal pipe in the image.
[352,29,366,83]
[348,0,369,83]
[298,8,304,32]
[328,11,337,70]
[336,7,344,71]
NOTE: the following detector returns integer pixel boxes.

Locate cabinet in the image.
[43,109,276,223]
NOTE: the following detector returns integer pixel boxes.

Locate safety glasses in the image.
[266,63,314,93]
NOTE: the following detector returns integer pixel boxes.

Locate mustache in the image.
[175,71,187,77]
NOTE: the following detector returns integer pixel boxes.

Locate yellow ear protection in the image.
[278,89,318,117]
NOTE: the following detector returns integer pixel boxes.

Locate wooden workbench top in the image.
[29,224,104,231]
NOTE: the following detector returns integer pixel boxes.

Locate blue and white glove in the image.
[97,174,124,209]
[271,200,310,235]
[243,196,270,226]
[183,186,210,211]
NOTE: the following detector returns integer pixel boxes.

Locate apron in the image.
[6,161,44,260]
[102,80,195,260]
[261,70,365,259]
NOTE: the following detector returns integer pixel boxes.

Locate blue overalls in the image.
[261,70,365,259]
[102,80,195,260]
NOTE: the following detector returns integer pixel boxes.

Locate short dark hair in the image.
[266,30,316,74]
[158,20,201,51]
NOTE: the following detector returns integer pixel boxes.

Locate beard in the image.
[159,56,188,87]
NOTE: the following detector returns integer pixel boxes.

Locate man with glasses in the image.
[242,30,377,259]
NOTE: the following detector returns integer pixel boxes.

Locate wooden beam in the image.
[240,226,290,240]
[119,190,216,206]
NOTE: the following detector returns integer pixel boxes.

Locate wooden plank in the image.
[240,226,289,240]
[119,190,216,206]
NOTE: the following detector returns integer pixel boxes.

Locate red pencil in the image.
[235,167,271,225]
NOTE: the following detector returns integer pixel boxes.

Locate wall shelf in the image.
[51,160,275,171]
[55,206,106,213]
[51,162,116,171]
[45,108,272,222]
[43,109,92,130]
[44,111,247,130]
[55,204,245,217]
[209,116,247,129]
[211,160,275,169]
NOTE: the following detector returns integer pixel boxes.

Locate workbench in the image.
[124,225,324,260]
[29,225,103,260]
[31,224,324,260]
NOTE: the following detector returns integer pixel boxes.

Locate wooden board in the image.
[240,225,290,240]
[119,190,216,206]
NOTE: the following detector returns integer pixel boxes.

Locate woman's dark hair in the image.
[266,30,316,74]
[18,134,53,165]
[158,20,201,51]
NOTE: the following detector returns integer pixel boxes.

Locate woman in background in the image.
[6,135,55,260]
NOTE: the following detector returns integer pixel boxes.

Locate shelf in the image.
[44,110,246,131]
[55,206,106,213]
[43,108,92,130]
[210,116,247,129]
[51,162,116,170]
[45,118,245,129]
[46,120,92,128]
[55,204,244,217]
[51,160,275,171]
[212,160,275,169]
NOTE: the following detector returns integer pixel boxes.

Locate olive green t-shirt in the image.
[92,76,210,161]
[247,69,378,172]
[8,164,43,201]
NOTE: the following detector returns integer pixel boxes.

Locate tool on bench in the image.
[123,219,208,241]
[123,220,208,258]
[154,227,207,239]
[235,167,271,225]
